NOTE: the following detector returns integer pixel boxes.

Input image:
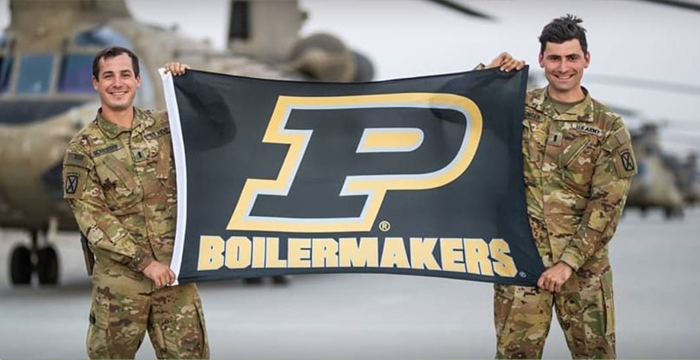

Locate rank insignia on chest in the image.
[548,132,563,147]
[132,148,147,162]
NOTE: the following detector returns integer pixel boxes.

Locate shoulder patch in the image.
[63,166,88,199]
[65,152,89,168]
[92,143,122,157]
[612,143,637,178]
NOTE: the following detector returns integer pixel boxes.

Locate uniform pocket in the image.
[493,284,515,335]
[601,269,615,338]
[560,137,591,168]
[94,154,143,213]
[193,297,210,359]
[86,287,111,359]
[150,285,209,359]
[559,136,595,196]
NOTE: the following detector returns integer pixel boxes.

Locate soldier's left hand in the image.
[537,261,573,293]
[164,62,191,76]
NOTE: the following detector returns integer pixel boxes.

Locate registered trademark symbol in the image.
[519,272,527,278]
[378,220,391,232]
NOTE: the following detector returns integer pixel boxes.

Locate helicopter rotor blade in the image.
[584,74,700,96]
[637,0,700,12]
[425,0,496,21]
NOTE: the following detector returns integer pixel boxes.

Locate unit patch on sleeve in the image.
[63,167,88,199]
[612,143,637,178]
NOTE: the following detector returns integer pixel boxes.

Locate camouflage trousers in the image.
[86,269,209,359]
[493,267,616,359]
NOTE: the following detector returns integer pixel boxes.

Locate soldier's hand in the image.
[143,260,176,289]
[537,261,573,293]
[164,62,191,76]
[486,52,526,72]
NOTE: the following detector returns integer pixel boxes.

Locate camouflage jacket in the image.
[523,87,636,271]
[62,107,176,275]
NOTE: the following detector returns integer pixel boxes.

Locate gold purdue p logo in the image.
[227,93,483,233]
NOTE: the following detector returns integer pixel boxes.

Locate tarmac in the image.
[1,208,699,359]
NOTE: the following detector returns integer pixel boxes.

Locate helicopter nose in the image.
[0,100,89,126]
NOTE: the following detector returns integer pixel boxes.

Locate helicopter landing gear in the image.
[8,228,60,286]
[10,245,32,285]
[37,246,59,285]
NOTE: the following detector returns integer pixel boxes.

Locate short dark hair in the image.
[92,46,140,80]
[538,14,588,55]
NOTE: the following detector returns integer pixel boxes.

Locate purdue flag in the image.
[160,67,544,286]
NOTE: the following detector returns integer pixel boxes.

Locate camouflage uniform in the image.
[494,88,637,359]
[63,107,209,359]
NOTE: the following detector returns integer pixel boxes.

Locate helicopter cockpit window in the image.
[74,26,131,48]
[16,54,53,94]
[0,33,11,94]
[58,54,94,93]
[0,55,12,93]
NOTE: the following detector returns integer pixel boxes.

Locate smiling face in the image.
[92,53,141,113]
[538,39,590,102]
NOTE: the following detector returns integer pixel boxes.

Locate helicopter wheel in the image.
[272,275,289,285]
[639,207,648,217]
[244,277,264,285]
[37,246,59,285]
[9,245,33,285]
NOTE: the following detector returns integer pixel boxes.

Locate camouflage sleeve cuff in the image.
[128,247,154,272]
[559,250,584,272]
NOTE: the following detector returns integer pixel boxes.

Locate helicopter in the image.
[625,123,700,219]
[626,124,686,218]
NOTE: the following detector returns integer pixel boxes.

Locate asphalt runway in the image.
[1,208,699,359]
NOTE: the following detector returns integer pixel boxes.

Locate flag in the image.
[160,67,544,285]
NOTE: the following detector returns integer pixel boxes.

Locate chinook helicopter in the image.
[627,124,686,218]
[626,123,700,218]
[0,0,381,286]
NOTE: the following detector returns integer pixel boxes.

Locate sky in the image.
[2,0,700,155]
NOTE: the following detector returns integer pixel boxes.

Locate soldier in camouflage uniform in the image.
[484,15,637,359]
[62,46,208,359]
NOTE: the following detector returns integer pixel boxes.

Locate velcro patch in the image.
[524,109,543,122]
[63,166,88,199]
[65,152,89,168]
[548,132,563,147]
[144,127,170,140]
[572,124,603,137]
[587,208,608,233]
[612,143,637,178]
[614,128,631,146]
[92,143,122,157]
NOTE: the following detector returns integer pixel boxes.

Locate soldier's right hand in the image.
[486,52,526,72]
[143,260,176,289]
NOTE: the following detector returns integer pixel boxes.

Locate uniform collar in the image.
[541,86,594,122]
[96,107,155,139]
